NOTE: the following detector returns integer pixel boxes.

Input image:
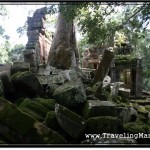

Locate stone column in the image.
[93,49,114,84]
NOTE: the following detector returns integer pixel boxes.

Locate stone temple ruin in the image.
[1,6,150,145]
[23,7,52,73]
[14,6,143,99]
[109,41,143,98]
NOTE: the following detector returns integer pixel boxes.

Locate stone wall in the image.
[24,7,52,73]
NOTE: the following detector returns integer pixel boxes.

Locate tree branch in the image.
[118,4,147,29]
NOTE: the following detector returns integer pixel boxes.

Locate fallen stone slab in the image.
[33,97,55,111]
[18,98,50,121]
[86,116,121,134]
[0,97,67,144]
[82,100,117,119]
[55,103,86,139]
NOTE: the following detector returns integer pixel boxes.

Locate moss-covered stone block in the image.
[11,71,44,97]
[33,98,55,111]
[123,121,150,144]
[11,62,30,75]
[53,78,86,107]
[0,73,15,95]
[86,116,121,134]
[117,106,138,123]
[25,122,67,144]
[55,103,86,139]
[45,111,60,131]
[145,105,150,112]
[18,98,50,121]
[14,98,25,107]
[82,100,117,119]
[102,90,111,100]
[137,105,147,113]
[0,97,67,144]
[123,121,150,134]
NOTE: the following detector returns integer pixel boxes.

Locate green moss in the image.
[123,121,150,133]
[14,98,25,107]
[45,111,60,130]
[11,71,30,80]
[33,98,55,111]
[102,90,111,100]
[115,55,138,66]
[19,99,50,121]
[87,116,121,134]
[11,71,44,97]
[0,97,67,144]
[137,105,147,113]
[117,102,131,107]
[130,102,139,110]
[53,79,86,107]
[145,105,150,112]
[0,97,36,135]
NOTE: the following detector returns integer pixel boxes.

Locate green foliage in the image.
[77,37,90,58]
[0,40,11,63]
[7,44,24,63]
[16,21,27,37]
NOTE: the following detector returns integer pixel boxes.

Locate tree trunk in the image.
[47,11,79,69]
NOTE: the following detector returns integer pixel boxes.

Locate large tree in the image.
[47,5,79,69]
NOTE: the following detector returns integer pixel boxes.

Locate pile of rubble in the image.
[0,49,150,145]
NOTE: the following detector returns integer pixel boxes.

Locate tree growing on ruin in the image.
[47,5,79,69]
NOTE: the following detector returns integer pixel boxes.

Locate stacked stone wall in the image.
[24,7,51,73]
